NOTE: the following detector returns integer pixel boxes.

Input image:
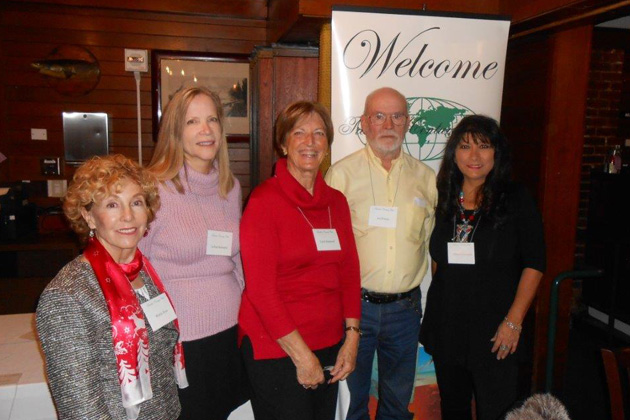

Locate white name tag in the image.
[141,293,177,331]
[206,230,233,256]
[368,206,398,228]
[448,242,476,265]
[312,229,341,251]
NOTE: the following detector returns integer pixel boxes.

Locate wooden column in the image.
[250,45,319,188]
[535,25,593,390]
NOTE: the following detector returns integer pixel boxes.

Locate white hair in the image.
[505,394,571,420]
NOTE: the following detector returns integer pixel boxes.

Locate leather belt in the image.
[361,288,417,304]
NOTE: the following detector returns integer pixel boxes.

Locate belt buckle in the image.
[362,290,375,303]
[363,290,398,304]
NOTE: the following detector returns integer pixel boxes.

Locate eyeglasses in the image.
[367,112,408,126]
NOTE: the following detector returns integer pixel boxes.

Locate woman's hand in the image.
[490,320,521,360]
[491,268,543,360]
[295,351,325,389]
[276,330,325,390]
[329,334,359,383]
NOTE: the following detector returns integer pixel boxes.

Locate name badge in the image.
[206,230,233,256]
[312,229,341,251]
[368,206,398,228]
[141,293,177,331]
[447,242,476,265]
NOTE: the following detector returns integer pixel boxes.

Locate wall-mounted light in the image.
[124,49,148,73]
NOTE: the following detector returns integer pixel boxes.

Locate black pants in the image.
[433,358,518,420]
[241,337,340,420]
[178,326,248,420]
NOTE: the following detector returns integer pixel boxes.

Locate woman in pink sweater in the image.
[238,101,361,420]
[140,87,245,420]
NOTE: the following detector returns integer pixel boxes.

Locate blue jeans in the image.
[346,289,422,420]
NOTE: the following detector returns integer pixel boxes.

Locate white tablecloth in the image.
[0,313,56,420]
[0,313,256,420]
[0,311,429,419]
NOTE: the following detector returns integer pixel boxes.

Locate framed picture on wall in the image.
[151,50,250,142]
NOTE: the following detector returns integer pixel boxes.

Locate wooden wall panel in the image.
[250,54,274,187]
[10,0,268,19]
[3,26,261,53]
[502,34,551,198]
[250,47,319,187]
[1,9,266,41]
[0,1,265,207]
[229,143,252,201]
[273,56,320,113]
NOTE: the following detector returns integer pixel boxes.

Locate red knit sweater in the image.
[238,159,361,359]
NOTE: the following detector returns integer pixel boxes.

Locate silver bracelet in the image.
[504,317,522,332]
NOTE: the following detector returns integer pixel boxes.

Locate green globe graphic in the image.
[345,97,474,163]
[406,97,473,162]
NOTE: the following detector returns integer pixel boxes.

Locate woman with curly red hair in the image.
[37,154,188,420]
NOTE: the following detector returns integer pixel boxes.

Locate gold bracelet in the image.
[345,326,363,336]
[504,317,522,332]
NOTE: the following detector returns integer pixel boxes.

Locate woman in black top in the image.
[420,115,545,420]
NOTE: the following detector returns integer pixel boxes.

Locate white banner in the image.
[331,8,510,174]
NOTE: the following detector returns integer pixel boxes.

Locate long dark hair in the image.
[436,114,512,227]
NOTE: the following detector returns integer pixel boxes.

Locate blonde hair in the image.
[63,154,160,241]
[149,86,235,198]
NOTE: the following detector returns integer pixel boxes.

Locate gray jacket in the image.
[36,257,181,420]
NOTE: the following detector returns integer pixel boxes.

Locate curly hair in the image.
[436,114,512,228]
[63,154,160,241]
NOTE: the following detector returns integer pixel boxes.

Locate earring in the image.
[89,229,95,238]
[281,146,288,156]
[143,227,150,238]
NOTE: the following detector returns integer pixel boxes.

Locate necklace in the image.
[452,191,481,243]
[297,206,332,229]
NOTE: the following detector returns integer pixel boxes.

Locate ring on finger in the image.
[302,384,309,389]
[500,345,509,351]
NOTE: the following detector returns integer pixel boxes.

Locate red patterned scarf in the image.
[84,237,188,420]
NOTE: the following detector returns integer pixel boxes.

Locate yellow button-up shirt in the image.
[325,146,437,293]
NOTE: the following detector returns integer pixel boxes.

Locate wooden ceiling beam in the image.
[269,0,630,44]
[267,0,501,44]
[506,0,630,37]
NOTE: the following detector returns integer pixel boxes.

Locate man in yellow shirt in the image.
[325,87,437,420]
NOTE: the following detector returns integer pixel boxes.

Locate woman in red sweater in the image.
[238,101,361,420]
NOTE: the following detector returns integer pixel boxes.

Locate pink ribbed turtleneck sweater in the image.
[139,165,243,342]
